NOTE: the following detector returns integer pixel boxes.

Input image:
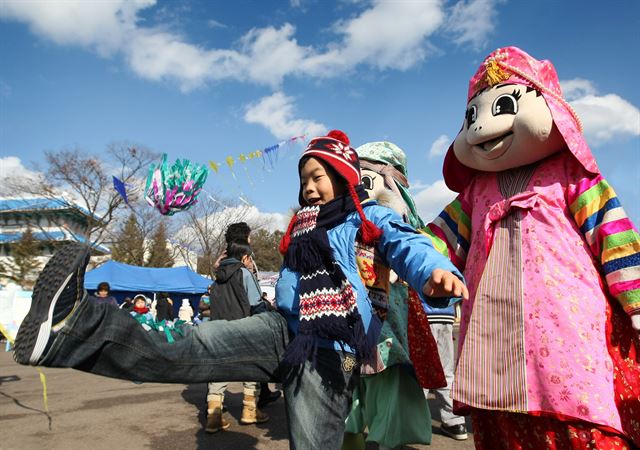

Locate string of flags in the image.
[113,134,307,216]
[208,135,305,174]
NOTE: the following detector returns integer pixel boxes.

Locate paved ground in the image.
[0,349,474,450]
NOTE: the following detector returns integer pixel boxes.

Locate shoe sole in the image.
[14,243,90,365]
[205,423,231,433]
[240,418,269,425]
[441,429,468,440]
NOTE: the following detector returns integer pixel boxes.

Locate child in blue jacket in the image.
[14,130,466,450]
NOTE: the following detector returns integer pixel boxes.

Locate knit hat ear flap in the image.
[279,213,298,255]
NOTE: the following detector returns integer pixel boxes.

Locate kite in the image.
[144,154,208,216]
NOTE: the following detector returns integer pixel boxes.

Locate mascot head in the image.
[356,141,424,229]
[444,46,599,192]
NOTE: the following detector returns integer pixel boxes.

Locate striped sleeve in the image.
[568,175,640,315]
[420,195,471,272]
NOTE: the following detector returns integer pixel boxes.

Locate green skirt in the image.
[344,365,432,448]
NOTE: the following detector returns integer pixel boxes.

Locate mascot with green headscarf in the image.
[342,141,449,450]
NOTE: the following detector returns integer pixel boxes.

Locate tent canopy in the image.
[84,261,211,294]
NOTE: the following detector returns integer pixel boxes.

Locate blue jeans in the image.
[41,299,359,449]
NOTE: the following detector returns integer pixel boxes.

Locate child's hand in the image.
[423,269,469,300]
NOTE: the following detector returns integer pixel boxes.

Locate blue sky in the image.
[1,0,639,228]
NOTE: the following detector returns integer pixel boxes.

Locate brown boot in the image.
[240,394,269,424]
[205,397,230,433]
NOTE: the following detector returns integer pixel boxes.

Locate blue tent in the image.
[85,261,211,293]
[84,261,212,315]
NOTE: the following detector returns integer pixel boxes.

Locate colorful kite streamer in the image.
[144,154,209,216]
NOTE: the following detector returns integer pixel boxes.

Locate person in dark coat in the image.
[205,242,269,433]
[213,222,281,411]
[155,292,174,322]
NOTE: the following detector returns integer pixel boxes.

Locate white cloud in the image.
[242,206,288,232]
[125,29,246,91]
[561,78,640,146]
[412,179,457,223]
[0,156,43,195]
[244,92,326,140]
[240,24,311,86]
[428,134,451,159]
[208,204,288,232]
[445,0,502,51]
[181,205,288,244]
[0,156,42,182]
[560,78,597,101]
[572,94,640,145]
[335,0,444,71]
[0,0,151,56]
[0,0,453,90]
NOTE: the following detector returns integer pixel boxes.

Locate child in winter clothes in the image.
[14,130,466,450]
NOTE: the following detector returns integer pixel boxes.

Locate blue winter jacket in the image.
[422,301,456,324]
[275,202,462,353]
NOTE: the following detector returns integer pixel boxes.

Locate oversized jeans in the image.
[40,299,359,449]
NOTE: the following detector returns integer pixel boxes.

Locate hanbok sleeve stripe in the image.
[616,289,640,314]
[609,280,640,297]
[606,266,638,284]
[422,226,450,258]
[604,228,639,250]
[435,210,471,254]
[602,253,640,274]
[603,241,640,263]
[579,197,621,235]
[424,223,466,270]
[583,207,627,252]
[446,200,472,233]
[571,184,616,228]
[569,176,606,212]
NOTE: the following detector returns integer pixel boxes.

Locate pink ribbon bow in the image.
[483,191,539,255]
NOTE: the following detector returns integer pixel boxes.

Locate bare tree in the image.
[171,195,263,279]
[4,143,159,249]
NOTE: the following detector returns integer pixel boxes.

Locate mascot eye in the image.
[492,91,521,116]
[362,175,375,190]
[465,105,477,126]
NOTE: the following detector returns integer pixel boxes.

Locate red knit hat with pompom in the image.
[280,130,382,254]
[297,129,361,199]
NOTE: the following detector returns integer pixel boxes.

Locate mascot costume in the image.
[424,47,640,448]
[342,141,447,450]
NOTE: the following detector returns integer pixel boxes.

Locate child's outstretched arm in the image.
[367,205,465,304]
[423,268,469,300]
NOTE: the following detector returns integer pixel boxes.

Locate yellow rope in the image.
[37,368,49,412]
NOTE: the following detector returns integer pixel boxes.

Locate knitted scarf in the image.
[283,185,372,366]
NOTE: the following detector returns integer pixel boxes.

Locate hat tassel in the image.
[347,184,382,245]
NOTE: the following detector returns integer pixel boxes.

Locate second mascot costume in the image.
[424,46,640,448]
[342,141,447,449]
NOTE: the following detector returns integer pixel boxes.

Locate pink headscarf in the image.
[443,46,599,193]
